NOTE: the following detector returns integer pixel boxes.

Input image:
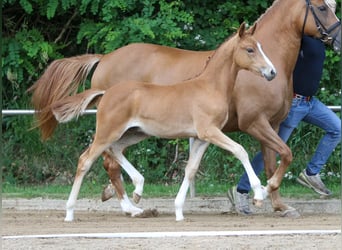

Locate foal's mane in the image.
[183,0,279,82]
[186,31,237,81]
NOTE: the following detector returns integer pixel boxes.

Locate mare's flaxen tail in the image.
[27,54,103,140]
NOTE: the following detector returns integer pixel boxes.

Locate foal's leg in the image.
[200,127,268,205]
[174,139,209,221]
[65,144,107,221]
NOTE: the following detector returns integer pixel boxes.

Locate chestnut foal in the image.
[52,23,276,221]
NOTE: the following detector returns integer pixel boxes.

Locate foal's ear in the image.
[238,22,246,38]
[250,22,257,35]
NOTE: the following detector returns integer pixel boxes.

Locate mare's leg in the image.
[262,145,297,216]
[65,143,107,221]
[102,150,143,216]
[102,136,197,202]
[102,130,149,204]
[108,131,149,203]
[246,120,298,216]
[107,133,159,217]
[199,127,268,205]
[174,139,209,221]
[103,150,144,216]
[188,138,196,198]
[102,151,124,201]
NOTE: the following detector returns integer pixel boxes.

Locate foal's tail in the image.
[27,54,103,140]
[51,89,105,123]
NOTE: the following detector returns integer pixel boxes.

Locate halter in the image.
[302,0,341,43]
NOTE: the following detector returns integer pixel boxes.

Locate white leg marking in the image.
[175,178,190,221]
[205,128,268,204]
[65,159,92,222]
[65,145,104,222]
[111,148,144,196]
[119,194,143,216]
[109,134,148,198]
[174,139,209,221]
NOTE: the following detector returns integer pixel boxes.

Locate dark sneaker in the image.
[296,169,332,196]
[227,186,252,215]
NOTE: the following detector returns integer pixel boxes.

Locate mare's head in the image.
[234,22,276,81]
[302,0,340,51]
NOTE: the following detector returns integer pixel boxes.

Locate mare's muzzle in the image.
[331,25,341,52]
[320,21,341,52]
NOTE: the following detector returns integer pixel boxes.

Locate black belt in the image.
[293,93,311,101]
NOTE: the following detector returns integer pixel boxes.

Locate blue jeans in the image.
[237,97,341,193]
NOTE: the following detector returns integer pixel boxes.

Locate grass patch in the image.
[2,179,341,200]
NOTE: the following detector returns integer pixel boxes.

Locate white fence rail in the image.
[2,106,340,198]
[2,109,98,116]
[2,106,341,116]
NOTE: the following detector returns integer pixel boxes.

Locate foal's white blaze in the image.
[257,42,277,80]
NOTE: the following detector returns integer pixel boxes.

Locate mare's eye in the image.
[246,48,254,53]
[318,5,327,11]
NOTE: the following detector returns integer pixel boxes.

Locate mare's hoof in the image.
[253,199,263,208]
[101,184,115,202]
[134,209,159,218]
[133,192,141,203]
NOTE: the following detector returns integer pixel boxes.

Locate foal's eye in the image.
[246,48,254,53]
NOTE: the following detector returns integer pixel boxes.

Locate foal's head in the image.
[233,22,276,81]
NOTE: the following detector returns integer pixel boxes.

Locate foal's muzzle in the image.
[263,68,277,81]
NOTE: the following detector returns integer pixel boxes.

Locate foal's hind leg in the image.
[65,144,107,221]
[174,139,209,221]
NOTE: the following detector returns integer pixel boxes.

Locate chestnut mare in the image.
[29,0,341,218]
[52,23,276,221]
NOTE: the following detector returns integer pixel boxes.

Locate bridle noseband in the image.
[302,0,341,44]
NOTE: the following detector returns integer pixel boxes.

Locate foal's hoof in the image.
[280,208,301,218]
[134,209,159,218]
[64,212,74,222]
[101,184,115,202]
[133,192,141,203]
[253,199,263,208]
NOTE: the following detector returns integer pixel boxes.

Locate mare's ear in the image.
[250,22,257,35]
[238,22,246,38]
